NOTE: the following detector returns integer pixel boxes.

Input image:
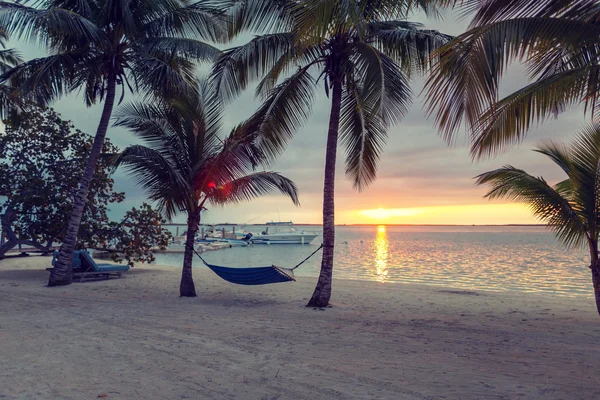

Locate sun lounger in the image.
[47,250,129,282]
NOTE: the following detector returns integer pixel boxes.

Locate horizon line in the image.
[162,223,547,227]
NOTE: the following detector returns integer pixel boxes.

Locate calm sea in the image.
[153,225,592,297]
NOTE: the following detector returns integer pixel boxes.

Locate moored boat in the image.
[247,226,319,244]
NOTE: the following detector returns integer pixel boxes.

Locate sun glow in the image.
[354,204,534,225]
[360,207,422,220]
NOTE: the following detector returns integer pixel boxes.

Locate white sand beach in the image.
[1,256,599,400]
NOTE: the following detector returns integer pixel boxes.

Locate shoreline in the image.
[1,256,599,399]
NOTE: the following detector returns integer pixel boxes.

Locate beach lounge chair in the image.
[47,250,129,282]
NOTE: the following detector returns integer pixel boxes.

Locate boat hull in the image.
[198,238,249,247]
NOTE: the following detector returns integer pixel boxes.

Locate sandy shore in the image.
[1,256,599,400]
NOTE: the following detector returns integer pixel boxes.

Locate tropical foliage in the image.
[212,0,452,306]
[425,0,600,158]
[113,81,300,297]
[0,106,170,264]
[0,26,22,117]
[476,123,600,316]
[90,203,172,267]
[0,0,227,286]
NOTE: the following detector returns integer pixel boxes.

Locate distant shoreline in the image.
[163,223,547,227]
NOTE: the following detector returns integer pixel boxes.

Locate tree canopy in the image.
[0,106,171,263]
[425,0,600,158]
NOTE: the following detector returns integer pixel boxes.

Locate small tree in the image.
[0,106,170,265]
[476,123,600,316]
[113,80,300,297]
[0,106,122,255]
[89,203,172,266]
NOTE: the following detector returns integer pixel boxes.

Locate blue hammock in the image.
[193,245,322,285]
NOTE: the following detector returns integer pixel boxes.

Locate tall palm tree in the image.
[0,0,227,286]
[476,123,600,316]
[212,0,452,306]
[113,81,300,297]
[425,0,600,158]
[0,26,22,117]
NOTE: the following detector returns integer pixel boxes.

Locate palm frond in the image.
[475,166,587,248]
[253,42,322,100]
[369,22,453,74]
[231,66,316,164]
[470,65,599,158]
[135,37,220,63]
[0,83,24,119]
[130,52,199,100]
[112,144,191,219]
[0,47,23,73]
[208,171,300,206]
[564,123,600,235]
[227,0,294,35]
[142,0,228,42]
[210,32,295,102]
[456,0,600,25]
[353,43,411,125]
[113,100,189,166]
[424,17,600,144]
[0,2,105,46]
[534,140,575,179]
[339,82,387,191]
[0,51,91,104]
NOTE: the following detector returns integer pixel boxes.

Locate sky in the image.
[6,8,586,225]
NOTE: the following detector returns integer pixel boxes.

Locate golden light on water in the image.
[374,225,389,283]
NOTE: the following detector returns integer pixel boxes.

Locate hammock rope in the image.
[193,244,323,285]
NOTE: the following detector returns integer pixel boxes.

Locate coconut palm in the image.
[212,0,452,306]
[112,81,300,297]
[0,0,227,286]
[0,26,22,117]
[476,123,600,316]
[425,0,600,159]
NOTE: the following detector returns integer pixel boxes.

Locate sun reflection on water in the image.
[374,225,389,282]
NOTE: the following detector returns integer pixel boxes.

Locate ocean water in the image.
[153,225,592,297]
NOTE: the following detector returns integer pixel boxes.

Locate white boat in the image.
[197,225,250,247]
[247,226,319,245]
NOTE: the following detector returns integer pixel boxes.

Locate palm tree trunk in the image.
[590,240,600,315]
[592,261,600,316]
[180,211,200,297]
[307,79,342,308]
[48,76,117,286]
[588,241,600,316]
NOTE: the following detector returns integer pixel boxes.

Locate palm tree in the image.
[112,81,300,297]
[0,0,227,286]
[0,26,22,117]
[476,123,600,316]
[212,0,452,306]
[425,0,600,158]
